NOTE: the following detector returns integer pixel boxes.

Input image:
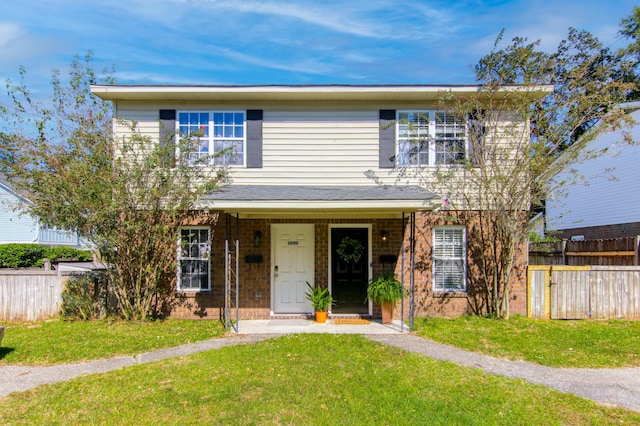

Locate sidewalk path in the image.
[1,332,639,413]
[367,334,640,412]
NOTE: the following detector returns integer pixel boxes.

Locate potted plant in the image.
[367,273,406,324]
[305,282,334,323]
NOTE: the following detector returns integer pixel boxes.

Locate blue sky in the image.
[0,0,637,90]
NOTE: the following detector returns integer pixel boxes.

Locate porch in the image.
[195,184,438,328]
[232,318,410,334]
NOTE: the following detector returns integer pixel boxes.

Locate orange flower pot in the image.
[315,311,328,323]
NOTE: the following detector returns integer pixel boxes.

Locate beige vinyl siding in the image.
[114,103,160,140]
[112,104,161,159]
[233,110,378,185]
[110,102,529,206]
[113,104,385,186]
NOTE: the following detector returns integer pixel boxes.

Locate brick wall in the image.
[395,211,527,318]
[168,211,528,320]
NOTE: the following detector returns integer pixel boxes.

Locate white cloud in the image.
[0,22,23,47]
[167,0,455,41]
[209,45,336,75]
[0,21,64,71]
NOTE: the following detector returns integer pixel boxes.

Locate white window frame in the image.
[432,226,467,292]
[396,110,467,167]
[177,110,246,167]
[177,226,211,292]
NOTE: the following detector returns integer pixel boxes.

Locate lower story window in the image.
[178,227,211,291]
[433,227,466,291]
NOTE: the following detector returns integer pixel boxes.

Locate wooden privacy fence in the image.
[0,271,68,321]
[528,265,640,319]
[529,236,640,266]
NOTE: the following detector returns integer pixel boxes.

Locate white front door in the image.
[272,224,314,314]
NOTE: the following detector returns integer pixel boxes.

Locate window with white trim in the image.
[433,227,466,291]
[397,111,466,166]
[178,111,245,166]
[178,227,211,291]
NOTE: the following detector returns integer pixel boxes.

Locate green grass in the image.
[0,319,225,365]
[0,334,638,425]
[414,316,640,368]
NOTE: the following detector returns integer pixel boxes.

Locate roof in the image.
[90,84,554,102]
[199,185,438,219]
[0,173,30,203]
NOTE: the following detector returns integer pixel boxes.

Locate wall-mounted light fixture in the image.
[381,230,388,244]
[254,230,262,247]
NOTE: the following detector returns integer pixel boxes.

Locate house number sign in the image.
[287,241,299,245]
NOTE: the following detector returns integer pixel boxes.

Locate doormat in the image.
[333,318,370,325]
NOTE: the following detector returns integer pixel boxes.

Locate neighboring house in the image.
[91,84,541,320]
[0,175,84,247]
[546,102,640,241]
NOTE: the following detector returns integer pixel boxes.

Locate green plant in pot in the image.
[305,282,335,323]
[367,273,406,324]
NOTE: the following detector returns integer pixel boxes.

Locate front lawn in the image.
[0,334,637,425]
[0,319,225,365]
[414,315,640,368]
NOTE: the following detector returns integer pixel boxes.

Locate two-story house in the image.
[91,84,538,321]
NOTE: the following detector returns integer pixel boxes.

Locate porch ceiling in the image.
[198,185,439,219]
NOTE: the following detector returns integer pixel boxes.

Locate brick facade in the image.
[170,211,528,320]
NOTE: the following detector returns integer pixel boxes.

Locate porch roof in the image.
[199,185,438,219]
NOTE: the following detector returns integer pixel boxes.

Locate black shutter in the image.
[159,109,176,168]
[379,109,396,168]
[467,110,485,166]
[246,109,263,168]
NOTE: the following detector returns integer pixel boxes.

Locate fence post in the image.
[527,267,532,317]
[635,235,640,266]
[545,266,552,319]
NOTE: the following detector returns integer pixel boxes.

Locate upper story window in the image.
[178,111,246,166]
[397,111,466,166]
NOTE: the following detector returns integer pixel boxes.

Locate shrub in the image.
[0,244,93,268]
[0,244,46,268]
[45,246,93,261]
[60,273,109,320]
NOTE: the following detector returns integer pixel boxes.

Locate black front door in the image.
[331,228,368,314]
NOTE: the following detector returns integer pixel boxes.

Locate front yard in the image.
[0,317,639,424]
[414,315,640,368]
[0,319,225,365]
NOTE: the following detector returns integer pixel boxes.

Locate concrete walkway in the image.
[233,318,410,334]
[1,322,639,413]
[368,334,640,413]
